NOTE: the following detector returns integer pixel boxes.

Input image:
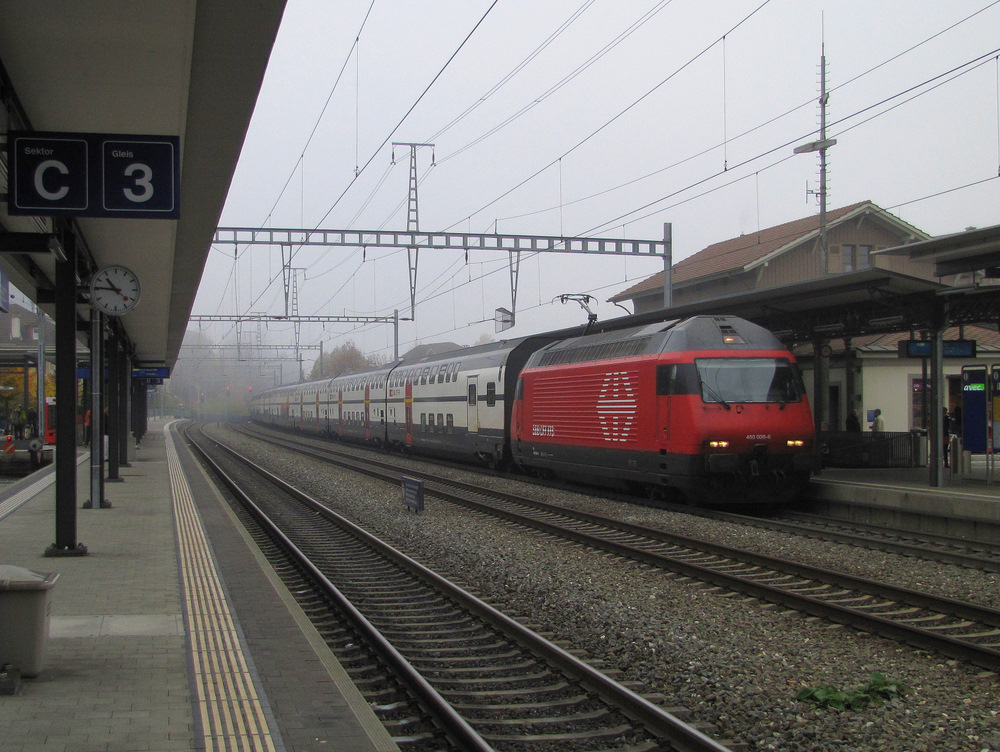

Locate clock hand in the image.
[93,285,128,295]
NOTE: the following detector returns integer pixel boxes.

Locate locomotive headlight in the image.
[707,439,730,449]
[786,439,805,447]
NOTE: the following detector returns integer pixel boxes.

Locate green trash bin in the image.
[0,565,59,678]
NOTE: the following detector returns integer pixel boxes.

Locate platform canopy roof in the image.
[0,1,287,369]
[592,265,1000,345]
[874,223,1000,278]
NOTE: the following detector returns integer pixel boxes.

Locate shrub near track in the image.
[796,673,908,711]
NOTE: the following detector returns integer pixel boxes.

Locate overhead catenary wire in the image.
[226,0,502,332]
[583,45,1000,236]
[449,0,773,222]
[232,3,1000,368]
[451,0,1000,232]
[372,48,1000,345]
[427,0,603,144]
[435,0,679,165]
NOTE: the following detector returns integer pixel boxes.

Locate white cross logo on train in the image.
[596,371,637,442]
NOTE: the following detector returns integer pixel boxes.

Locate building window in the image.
[839,244,872,272]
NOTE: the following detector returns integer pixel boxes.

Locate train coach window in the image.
[437,413,444,431]
[447,414,454,433]
[420,413,427,431]
[486,382,497,407]
[438,368,445,384]
[657,363,699,395]
[428,413,435,430]
[468,384,477,406]
[429,366,439,383]
[421,367,431,385]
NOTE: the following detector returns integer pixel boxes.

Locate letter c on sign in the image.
[34,159,70,201]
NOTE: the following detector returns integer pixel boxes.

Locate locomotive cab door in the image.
[467,376,480,433]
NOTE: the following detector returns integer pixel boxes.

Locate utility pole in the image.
[794,39,837,435]
[794,42,836,276]
[392,142,434,319]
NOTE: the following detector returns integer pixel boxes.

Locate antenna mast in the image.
[793,40,836,275]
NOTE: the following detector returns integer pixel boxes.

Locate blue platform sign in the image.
[7,131,180,219]
[961,366,988,453]
[133,367,170,379]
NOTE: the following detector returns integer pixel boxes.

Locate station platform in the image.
[0,420,398,752]
[808,457,1000,538]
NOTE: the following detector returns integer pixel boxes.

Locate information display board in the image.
[897,339,977,359]
[961,366,989,454]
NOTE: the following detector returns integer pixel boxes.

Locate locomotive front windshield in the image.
[693,357,803,404]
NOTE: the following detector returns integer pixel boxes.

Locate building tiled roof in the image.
[609,200,920,303]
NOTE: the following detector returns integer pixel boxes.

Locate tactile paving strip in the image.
[166,429,277,752]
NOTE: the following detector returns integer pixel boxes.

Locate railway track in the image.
[187,424,734,752]
[230,422,1000,674]
[240,422,1000,574]
[649,503,1000,574]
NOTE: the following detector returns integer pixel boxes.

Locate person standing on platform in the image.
[846,409,861,432]
[943,407,952,468]
[870,408,884,434]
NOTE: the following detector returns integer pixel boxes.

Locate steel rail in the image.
[198,428,734,752]
[234,425,1000,672]
[188,431,493,752]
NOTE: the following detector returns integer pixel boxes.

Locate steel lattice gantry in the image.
[213,226,671,323]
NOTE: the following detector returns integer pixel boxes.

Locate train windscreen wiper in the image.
[699,380,732,410]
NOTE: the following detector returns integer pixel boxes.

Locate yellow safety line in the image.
[165,428,277,752]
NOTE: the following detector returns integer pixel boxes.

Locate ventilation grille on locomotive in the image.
[537,336,652,367]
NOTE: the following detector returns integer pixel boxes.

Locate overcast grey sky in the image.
[195,0,1000,371]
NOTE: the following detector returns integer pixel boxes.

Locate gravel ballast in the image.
[207,426,1000,752]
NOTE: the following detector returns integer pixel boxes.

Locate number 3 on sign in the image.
[123,163,153,203]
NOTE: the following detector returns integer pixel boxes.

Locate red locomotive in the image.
[510,316,817,504]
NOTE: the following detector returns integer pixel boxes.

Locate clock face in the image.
[90,265,141,316]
